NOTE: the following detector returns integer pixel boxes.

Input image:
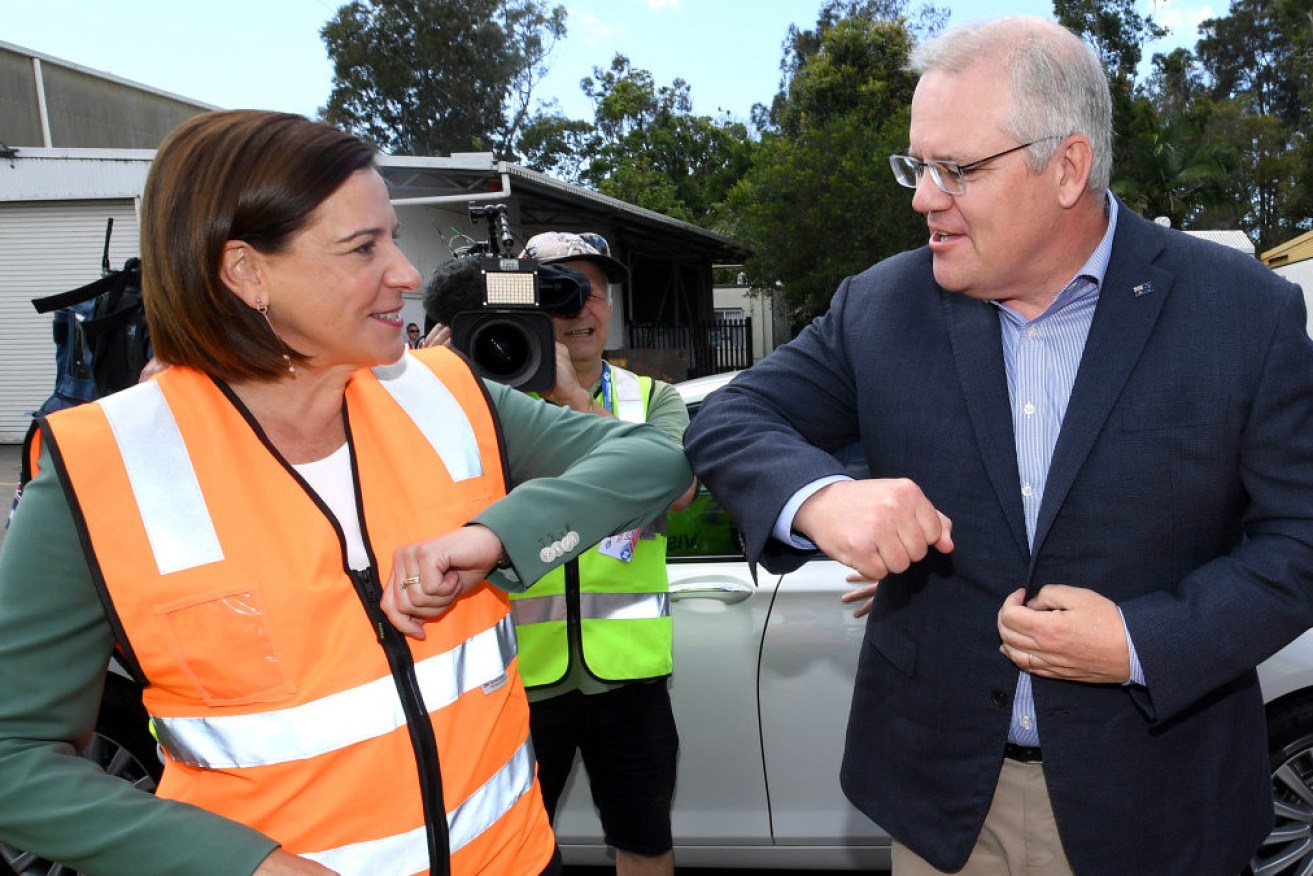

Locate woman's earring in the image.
[254,298,294,374]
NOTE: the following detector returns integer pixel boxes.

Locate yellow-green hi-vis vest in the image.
[511,362,673,687]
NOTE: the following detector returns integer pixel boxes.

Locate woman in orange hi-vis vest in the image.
[0,111,692,876]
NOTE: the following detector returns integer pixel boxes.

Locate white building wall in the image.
[0,200,141,441]
[713,285,777,362]
[1271,261,1313,338]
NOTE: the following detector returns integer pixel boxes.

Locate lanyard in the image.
[597,360,613,414]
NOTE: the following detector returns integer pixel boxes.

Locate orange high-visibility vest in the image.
[38,349,555,876]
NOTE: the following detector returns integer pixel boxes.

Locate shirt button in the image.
[1021,483,1034,498]
[1021,715,1033,730]
[1027,325,1039,339]
[1023,402,1036,416]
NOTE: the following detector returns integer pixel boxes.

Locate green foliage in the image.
[1054,0,1166,79]
[517,55,756,226]
[728,11,929,325]
[1111,50,1234,228]
[320,0,565,156]
[1115,0,1313,249]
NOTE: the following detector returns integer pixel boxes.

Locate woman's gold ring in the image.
[402,576,421,590]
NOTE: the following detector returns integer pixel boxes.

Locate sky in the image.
[3,0,1220,131]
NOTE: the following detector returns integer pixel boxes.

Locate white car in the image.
[6,372,1313,875]
[554,370,1313,875]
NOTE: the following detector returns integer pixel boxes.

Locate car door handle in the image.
[669,576,755,604]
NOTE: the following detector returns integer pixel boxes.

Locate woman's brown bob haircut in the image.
[141,110,377,382]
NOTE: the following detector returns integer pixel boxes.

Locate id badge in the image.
[597,528,640,562]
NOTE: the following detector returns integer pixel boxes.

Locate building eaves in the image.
[503,163,749,259]
[1262,229,1313,268]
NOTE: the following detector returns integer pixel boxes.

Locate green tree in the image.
[728,6,934,324]
[320,0,565,156]
[1113,49,1235,228]
[1192,0,1313,247]
[518,56,756,226]
[581,57,755,224]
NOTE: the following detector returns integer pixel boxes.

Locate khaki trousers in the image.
[891,758,1074,876]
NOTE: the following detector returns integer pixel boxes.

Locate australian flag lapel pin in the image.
[1133,281,1154,298]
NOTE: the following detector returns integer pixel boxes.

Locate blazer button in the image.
[991,689,1009,708]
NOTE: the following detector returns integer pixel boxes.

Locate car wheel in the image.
[1251,693,1313,876]
[0,678,160,876]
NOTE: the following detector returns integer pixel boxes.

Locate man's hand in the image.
[382,524,504,640]
[542,343,596,412]
[253,849,339,874]
[793,478,953,582]
[424,322,452,349]
[997,585,1131,683]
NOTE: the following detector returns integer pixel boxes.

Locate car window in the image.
[668,400,743,561]
[667,400,869,562]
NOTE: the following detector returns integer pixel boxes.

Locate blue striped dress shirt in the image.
[997,196,1120,746]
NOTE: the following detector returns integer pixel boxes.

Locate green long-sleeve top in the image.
[0,376,692,876]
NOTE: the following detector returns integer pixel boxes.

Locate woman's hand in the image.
[382,525,504,639]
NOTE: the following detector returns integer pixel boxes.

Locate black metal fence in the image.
[627,318,753,378]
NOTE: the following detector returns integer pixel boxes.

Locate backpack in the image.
[12,230,152,524]
[30,256,151,407]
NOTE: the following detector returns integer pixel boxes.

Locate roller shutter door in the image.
[0,200,140,442]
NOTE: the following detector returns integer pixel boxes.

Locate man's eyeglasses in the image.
[888,136,1063,196]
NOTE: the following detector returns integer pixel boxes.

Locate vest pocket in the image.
[158,589,295,706]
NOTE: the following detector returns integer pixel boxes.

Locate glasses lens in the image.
[889,155,919,188]
[931,161,967,195]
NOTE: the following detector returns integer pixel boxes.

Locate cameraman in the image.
[425,231,692,876]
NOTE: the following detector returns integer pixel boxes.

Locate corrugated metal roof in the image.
[504,163,748,255]
[1184,229,1255,255]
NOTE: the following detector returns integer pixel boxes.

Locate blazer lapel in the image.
[1030,211,1172,561]
[945,291,1030,560]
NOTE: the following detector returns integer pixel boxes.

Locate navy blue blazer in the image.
[685,205,1313,874]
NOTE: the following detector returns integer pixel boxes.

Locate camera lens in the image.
[470,319,539,380]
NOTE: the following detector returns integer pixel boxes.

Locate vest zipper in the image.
[350,567,451,876]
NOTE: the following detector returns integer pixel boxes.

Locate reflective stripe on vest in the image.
[154,614,517,768]
[511,591,670,627]
[609,364,645,424]
[302,738,536,873]
[374,352,482,482]
[98,381,223,575]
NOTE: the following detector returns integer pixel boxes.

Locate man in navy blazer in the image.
[685,16,1313,876]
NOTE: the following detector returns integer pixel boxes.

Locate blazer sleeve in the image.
[685,274,871,571]
[1123,271,1313,723]
[474,380,693,588]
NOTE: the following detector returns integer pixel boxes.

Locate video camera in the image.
[424,204,589,392]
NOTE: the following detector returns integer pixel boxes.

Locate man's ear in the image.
[220,241,264,308]
[1055,135,1094,208]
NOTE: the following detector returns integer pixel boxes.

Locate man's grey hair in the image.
[909,16,1112,195]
